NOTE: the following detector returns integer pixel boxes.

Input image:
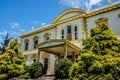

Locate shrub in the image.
[55,58,73,79]
[69,23,120,79]
[29,61,43,78]
[19,61,43,79]
[0,38,25,80]
[19,73,30,79]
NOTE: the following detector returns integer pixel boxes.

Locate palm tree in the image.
[0,33,12,53]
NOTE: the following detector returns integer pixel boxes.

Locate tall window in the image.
[34,40,38,49]
[25,42,28,50]
[46,37,49,41]
[74,26,78,40]
[44,33,51,41]
[61,30,64,39]
[33,36,39,49]
[24,39,29,50]
[67,25,71,34]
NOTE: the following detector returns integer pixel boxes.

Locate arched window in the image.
[44,33,51,41]
[33,36,39,49]
[66,25,72,41]
[74,26,78,40]
[24,39,29,50]
[61,29,64,39]
[67,25,71,34]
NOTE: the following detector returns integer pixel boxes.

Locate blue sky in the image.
[0,0,117,43]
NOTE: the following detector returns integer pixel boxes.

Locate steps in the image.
[41,75,55,80]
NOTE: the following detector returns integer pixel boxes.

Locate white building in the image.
[20,1,120,75]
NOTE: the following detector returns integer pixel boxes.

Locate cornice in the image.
[33,36,39,41]
[52,8,85,24]
[20,3,120,38]
[20,24,55,38]
[85,4,120,18]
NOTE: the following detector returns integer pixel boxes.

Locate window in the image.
[61,30,64,39]
[44,37,49,41]
[46,37,49,41]
[34,40,38,49]
[33,36,39,49]
[74,26,78,40]
[44,33,51,41]
[33,59,37,63]
[25,42,28,50]
[24,39,29,50]
[67,25,71,34]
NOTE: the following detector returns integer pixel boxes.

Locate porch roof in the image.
[37,39,81,55]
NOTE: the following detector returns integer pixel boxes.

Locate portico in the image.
[37,39,81,75]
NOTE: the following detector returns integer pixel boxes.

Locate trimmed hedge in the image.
[19,61,43,79]
[55,58,73,79]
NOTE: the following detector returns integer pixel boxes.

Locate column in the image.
[27,54,32,65]
[64,42,67,58]
[50,54,55,75]
[38,49,40,62]
[72,52,76,62]
[57,54,61,60]
[82,18,87,39]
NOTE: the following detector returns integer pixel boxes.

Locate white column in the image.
[40,51,43,63]
[64,42,67,58]
[27,54,32,65]
[50,54,55,75]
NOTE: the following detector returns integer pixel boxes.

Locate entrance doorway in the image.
[43,58,48,74]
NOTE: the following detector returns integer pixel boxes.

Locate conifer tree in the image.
[0,33,12,53]
[0,38,25,80]
[69,23,120,80]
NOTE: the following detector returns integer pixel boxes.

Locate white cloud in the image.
[59,0,103,10]
[85,0,102,10]
[19,29,25,33]
[41,23,46,26]
[0,36,3,42]
[10,31,20,36]
[9,22,20,28]
[0,30,8,36]
[0,30,20,39]
[33,21,38,24]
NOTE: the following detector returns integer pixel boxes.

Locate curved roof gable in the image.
[52,8,85,23]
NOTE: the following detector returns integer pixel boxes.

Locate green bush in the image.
[29,61,43,78]
[0,38,25,80]
[69,23,120,80]
[19,73,30,79]
[19,61,43,79]
[55,58,73,79]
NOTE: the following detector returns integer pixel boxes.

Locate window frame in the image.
[74,26,78,40]
[34,40,38,49]
[67,25,72,34]
[61,29,64,39]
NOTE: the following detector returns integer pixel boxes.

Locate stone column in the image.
[38,49,40,62]
[50,54,55,75]
[64,42,67,58]
[72,52,76,62]
[27,54,32,65]
[82,18,88,39]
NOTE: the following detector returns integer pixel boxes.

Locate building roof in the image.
[20,1,120,38]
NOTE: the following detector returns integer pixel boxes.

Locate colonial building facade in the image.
[20,1,120,75]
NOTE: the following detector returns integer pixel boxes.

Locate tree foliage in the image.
[0,33,12,53]
[19,61,43,79]
[0,38,25,80]
[55,58,73,79]
[69,22,120,80]
[28,61,43,78]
